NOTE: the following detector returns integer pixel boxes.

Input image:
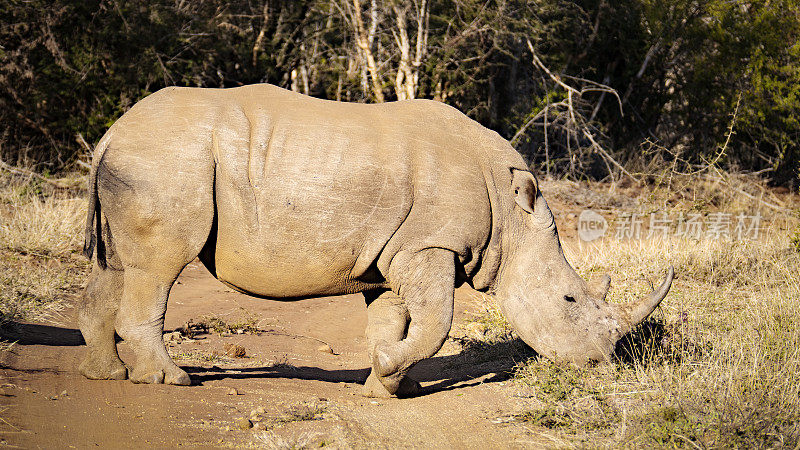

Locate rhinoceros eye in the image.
[564,295,577,303]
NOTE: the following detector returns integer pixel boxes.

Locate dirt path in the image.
[1,261,548,449]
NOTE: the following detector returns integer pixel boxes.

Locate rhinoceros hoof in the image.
[79,356,128,381]
[130,369,165,384]
[372,341,401,378]
[362,371,421,398]
[165,370,192,386]
[131,367,192,385]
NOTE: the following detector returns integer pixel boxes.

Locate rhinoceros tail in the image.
[82,134,111,268]
[82,164,99,260]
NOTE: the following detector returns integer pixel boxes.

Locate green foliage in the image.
[515,407,574,429]
[643,406,704,447]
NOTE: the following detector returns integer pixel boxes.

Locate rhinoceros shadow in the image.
[185,338,537,396]
[613,318,673,365]
[0,321,86,346]
[0,320,533,396]
[185,320,677,396]
[0,320,673,396]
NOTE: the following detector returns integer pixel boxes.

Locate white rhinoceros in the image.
[79,83,673,397]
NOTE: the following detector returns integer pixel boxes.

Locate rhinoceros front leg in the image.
[361,290,422,398]
[370,248,455,395]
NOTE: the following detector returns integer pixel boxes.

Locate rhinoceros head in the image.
[493,170,673,365]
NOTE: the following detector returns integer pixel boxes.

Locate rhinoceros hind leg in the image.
[361,290,421,397]
[94,145,213,386]
[78,263,128,381]
[116,267,191,386]
[371,248,455,394]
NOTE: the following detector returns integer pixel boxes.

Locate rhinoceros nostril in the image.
[564,295,576,303]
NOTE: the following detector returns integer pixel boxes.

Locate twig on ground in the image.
[706,169,791,214]
[263,330,339,355]
[0,160,73,189]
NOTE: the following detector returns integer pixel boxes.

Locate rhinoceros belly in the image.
[210,143,411,299]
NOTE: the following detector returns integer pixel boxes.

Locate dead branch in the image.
[251,2,270,66]
[513,40,636,182]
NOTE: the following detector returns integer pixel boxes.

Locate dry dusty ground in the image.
[0,260,550,449]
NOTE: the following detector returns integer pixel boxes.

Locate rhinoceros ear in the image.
[511,169,539,214]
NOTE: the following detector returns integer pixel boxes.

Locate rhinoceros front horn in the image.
[619,266,675,331]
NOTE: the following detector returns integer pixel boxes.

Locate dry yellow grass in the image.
[0,172,89,326]
[565,236,799,447]
[0,178,85,257]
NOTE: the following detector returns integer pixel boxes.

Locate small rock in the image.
[252,422,268,431]
[59,390,68,397]
[317,397,328,402]
[317,344,334,354]
[227,388,239,396]
[491,416,515,424]
[165,331,183,343]
[224,343,246,358]
[236,418,253,430]
[255,406,266,414]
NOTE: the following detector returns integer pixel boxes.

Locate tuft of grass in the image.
[0,251,75,324]
[460,291,514,345]
[0,181,85,258]
[167,348,229,363]
[791,210,800,253]
[282,403,326,423]
[252,431,326,450]
[515,407,574,429]
[185,310,262,337]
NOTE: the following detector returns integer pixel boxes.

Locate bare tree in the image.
[347,0,385,102]
[392,0,428,100]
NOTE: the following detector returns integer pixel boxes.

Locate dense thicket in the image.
[1,0,798,185]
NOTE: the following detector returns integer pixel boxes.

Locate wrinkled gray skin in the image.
[79,84,673,397]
